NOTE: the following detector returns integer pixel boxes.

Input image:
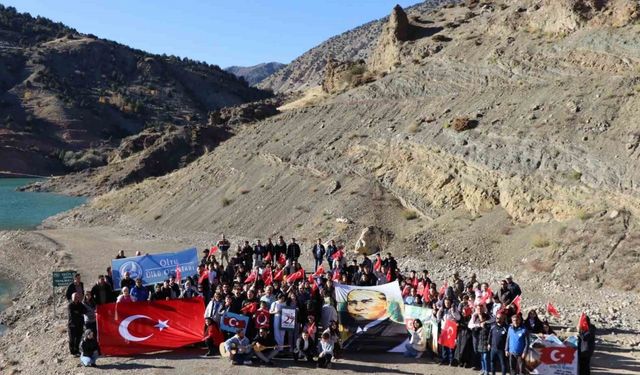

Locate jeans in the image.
[404,343,418,357]
[490,349,507,375]
[480,352,489,374]
[508,353,525,375]
[441,346,454,364]
[314,258,323,271]
[317,353,332,368]
[80,353,98,366]
[255,349,280,363]
[231,351,252,364]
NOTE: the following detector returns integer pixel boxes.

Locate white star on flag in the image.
[154,320,169,331]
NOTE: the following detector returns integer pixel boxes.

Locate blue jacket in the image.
[506,325,529,355]
[130,285,149,302]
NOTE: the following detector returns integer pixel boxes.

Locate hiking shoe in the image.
[415,352,423,359]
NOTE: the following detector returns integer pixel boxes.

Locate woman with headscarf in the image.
[524,309,543,333]
[79,329,100,367]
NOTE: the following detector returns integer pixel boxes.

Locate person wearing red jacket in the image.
[204,317,225,357]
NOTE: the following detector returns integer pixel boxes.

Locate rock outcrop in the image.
[369,5,412,73]
[321,59,372,94]
[354,226,391,255]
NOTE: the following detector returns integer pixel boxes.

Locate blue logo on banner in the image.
[111,247,198,289]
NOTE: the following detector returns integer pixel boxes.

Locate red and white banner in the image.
[527,336,578,375]
[96,298,205,356]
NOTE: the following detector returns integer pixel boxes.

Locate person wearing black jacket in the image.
[312,238,325,271]
[287,238,301,261]
[325,240,337,265]
[253,328,280,365]
[524,310,543,333]
[79,329,100,367]
[65,274,84,302]
[489,312,508,375]
[578,316,596,375]
[90,275,114,305]
[119,271,135,290]
[274,236,287,261]
[68,292,87,356]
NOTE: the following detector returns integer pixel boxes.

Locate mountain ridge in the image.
[226,62,285,86]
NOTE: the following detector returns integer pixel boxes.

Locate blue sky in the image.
[5,0,420,68]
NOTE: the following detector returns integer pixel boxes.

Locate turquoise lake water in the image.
[0,178,86,230]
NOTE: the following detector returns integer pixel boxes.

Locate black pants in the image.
[68,326,83,354]
[205,338,216,355]
[317,354,332,368]
[508,353,524,375]
[490,349,506,375]
[579,354,591,375]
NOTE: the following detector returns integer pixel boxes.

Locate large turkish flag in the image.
[96,298,205,356]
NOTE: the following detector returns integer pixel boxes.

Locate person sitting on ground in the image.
[317,331,334,369]
[295,330,317,362]
[404,318,426,358]
[541,320,556,336]
[130,278,149,302]
[253,327,279,366]
[524,309,543,333]
[203,317,224,357]
[505,314,529,375]
[224,328,253,365]
[116,286,134,303]
[323,320,342,359]
[79,329,100,367]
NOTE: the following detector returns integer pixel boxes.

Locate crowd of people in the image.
[65,234,597,374]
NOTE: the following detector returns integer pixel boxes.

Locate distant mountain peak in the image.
[226,62,286,86]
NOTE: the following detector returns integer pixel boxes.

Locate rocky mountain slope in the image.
[226,62,285,86]
[0,5,269,176]
[258,0,453,93]
[76,0,640,295]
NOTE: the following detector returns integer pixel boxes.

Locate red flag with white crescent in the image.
[273,268,284,281]
[254,309,270,329]
[438,319,458,349]
[286,269,305,283]
[96,298,205,356]
[540,347,575,364]
[277,253,287,266]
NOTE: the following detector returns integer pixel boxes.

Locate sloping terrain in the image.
[226,62,285,86]
[258,0,454,93]
[0,5,269,176]
[82,0,640,293]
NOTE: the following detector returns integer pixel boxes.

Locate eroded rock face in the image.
[354,226,391,255]
[321,59,370,94]
[369,5,412,73]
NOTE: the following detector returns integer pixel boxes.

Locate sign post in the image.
[52,270,76,318]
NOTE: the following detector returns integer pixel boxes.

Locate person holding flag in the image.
[325,239,338,265]
[437,297,460,366]
[577,313,596,375]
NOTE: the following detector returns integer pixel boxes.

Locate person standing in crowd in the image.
[505,314,529,375]
[200,248,210,267]
[287,238,301,262]
[317,331,334,369]
[130,278,149,302]
[180,279,199,298]
[452,272,465,298]
[476,312,492,375]
[578,315,596,375]
[79,329,100,367]
[253,239,266,268]
[82,291,97,336]
[224,328,252,365]
[524,309,543,333]
[91,275,114,305]
[116,286,134,303]
[489,312,508,375]
[203,317,224,357]
[253,327,279,366]
[312,238,325,271]
[505,275,522,297]
[68,292,87,356]
[119,271,135,290]
[326,240,337,265]
[65,273,84,302]
[437,297,461,366]
[217,234,231,266]
[404,319,426,358]
[270,293,287,348]
[274,236,287,261]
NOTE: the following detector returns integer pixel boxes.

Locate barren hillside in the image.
[226,62,285,86]
[76,0,640,296]
[0,5,269,176]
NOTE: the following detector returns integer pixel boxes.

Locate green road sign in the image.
[52,271,76,287]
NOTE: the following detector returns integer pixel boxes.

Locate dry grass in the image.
[532,235,551,248]
[527,259,556,273]
[576,209,592,221]
[221,197,233,207]
[402,209,419,220]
